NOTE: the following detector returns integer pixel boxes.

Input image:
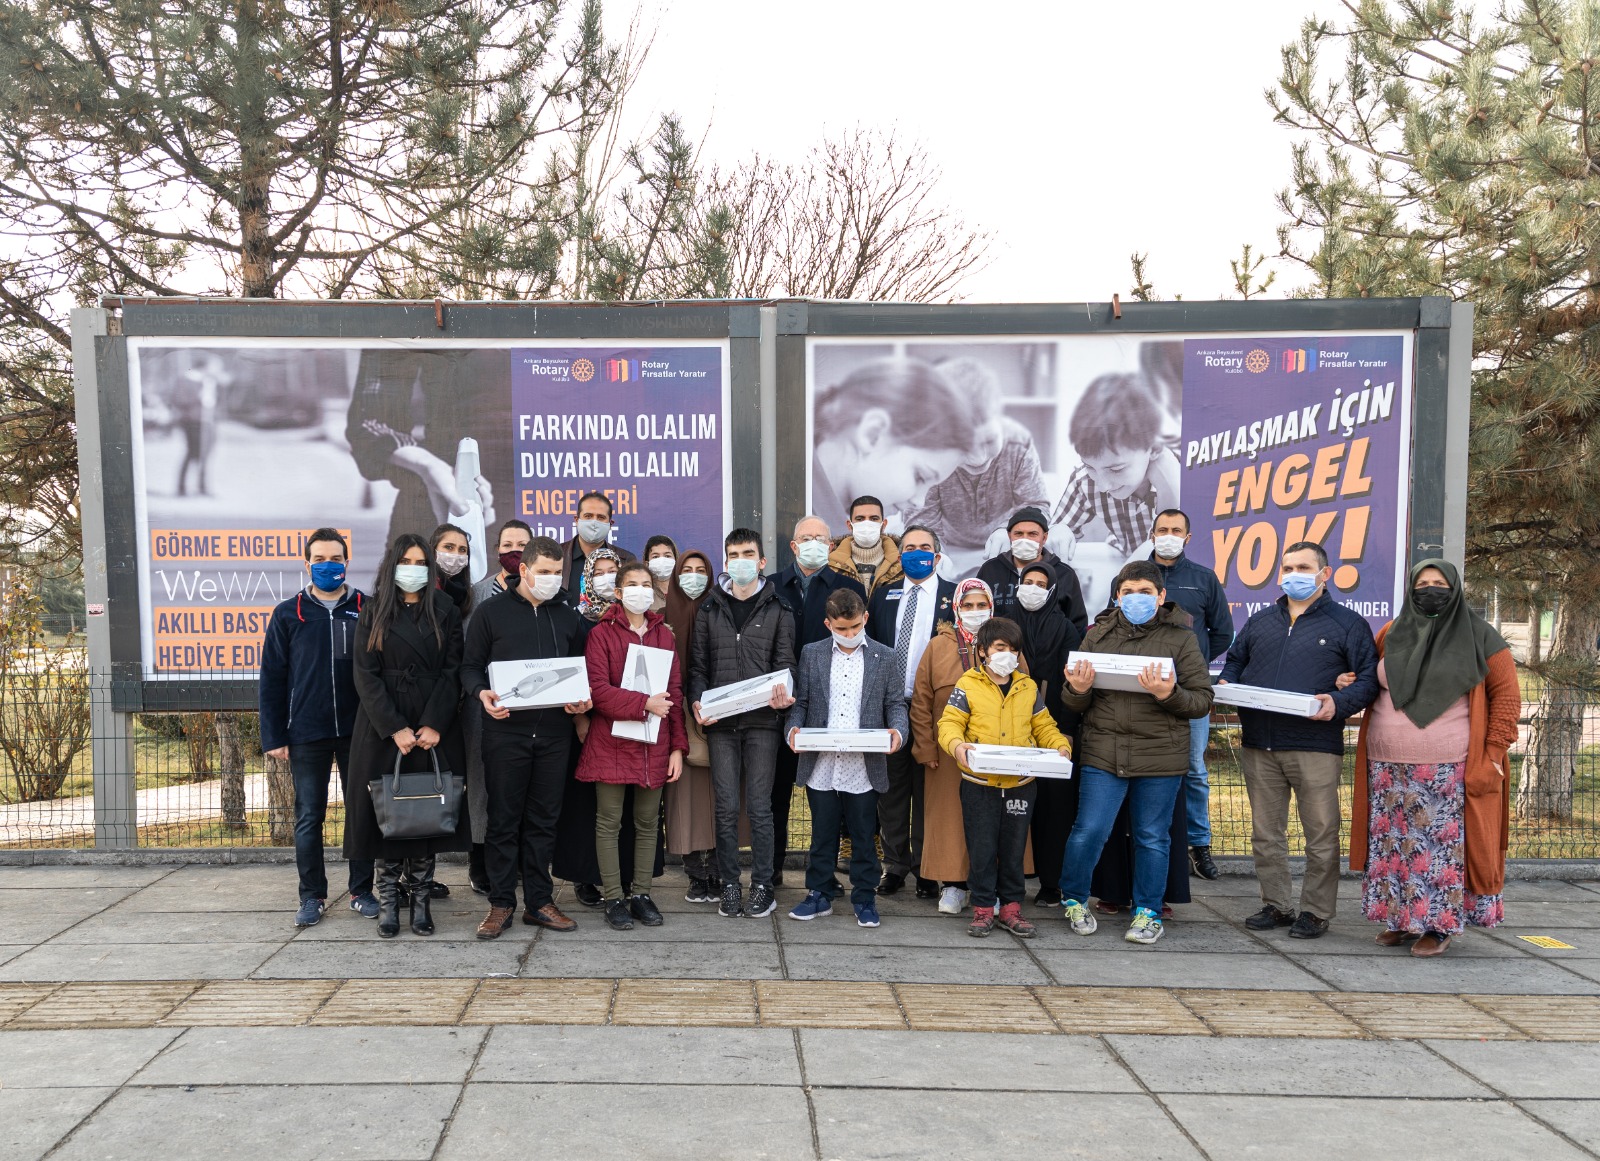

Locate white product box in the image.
[612,644,676,744]
[793,728,897,753]
[699,669,793,722]
[965,744,1075,780]
[488,657,590,710]
[1210,682,1322,718]
[1066,651,1174,694]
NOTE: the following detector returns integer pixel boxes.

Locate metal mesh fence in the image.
[1,670,1596,859]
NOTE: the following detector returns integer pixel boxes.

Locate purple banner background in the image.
[1179,335,1408,634]
[510,345,725,558]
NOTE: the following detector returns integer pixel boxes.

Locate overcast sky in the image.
[612,0,1339,303]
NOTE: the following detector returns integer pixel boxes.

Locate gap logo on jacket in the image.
[259,587,366,751]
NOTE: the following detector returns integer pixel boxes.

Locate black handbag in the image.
[368,747,464,840]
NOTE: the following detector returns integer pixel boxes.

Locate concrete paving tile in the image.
[1545,959,1600,988]
[782,943,1050,985]
[252,939,526,978]
[893,983,1057,1033]
[755,980,906,1029]
[0,1028,182,1086]
[114,883,302,913]
[548,910,776,943]
[438,1082,814,1161]
[474,1025,801,1084]
[1106,1034,1493,1097]
[1497,879,1600,902]
[1175,989,1363,1038]
[1252,924,1528,957]
[51,1082,457,1161]
[802,1027,1138,1092]
[812,1088,1197,1159]
[0,940,277,982]
[1186,876,1278,897]
[0,888,141,941]
[287,907,494,940]
[1466,994,1600,1041]
[612,978,758,1026]
[1285,953,1600,995]
[7,982,197,1028]
[0,866,174,888]
[1163,1095,1589,1160]
[1043,921,1272,954]
[1484,927,1600,958]
[1519,1101,1600,1152]
[1033,950,1327,991]
[1323,992,1526,1040]
[53,909,294,945]
[311,978,478,1025]
[161,979,339,1026]
[0,945,32,966]
[777,914,985,947]
[0,982,57,1021]
[0,1086,112,1161]
[518,940,783,980]
[135,1025,485,1085]
[1035,986,1211,1035]
[1494,900,1600,928]
[1423,1040,1600,1098]
[462,978,614,1025]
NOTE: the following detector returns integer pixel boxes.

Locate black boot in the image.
[409,856,436,936]
[377,862,403,938]
[1189,845,1220,881]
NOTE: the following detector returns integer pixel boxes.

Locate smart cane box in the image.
[965,744,1074,779]
[699,669,793,721]
[488,657,590,710]
[793,728,897,753]
[1210,682,1322,718]
[613,644,675,744]
[1066,651,1174,694]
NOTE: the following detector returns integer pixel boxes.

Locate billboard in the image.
[805,331,1412,628]
[127,338,731,677]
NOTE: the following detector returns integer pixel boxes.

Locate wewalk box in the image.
[1066,651,1174,694]
[488,657,590,710]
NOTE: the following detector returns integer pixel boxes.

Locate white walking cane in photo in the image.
[454,436,489,582]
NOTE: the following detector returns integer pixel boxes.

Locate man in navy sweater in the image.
[1148,509,1235,881]
[259,528,375,927]
[1218,541,1378,940]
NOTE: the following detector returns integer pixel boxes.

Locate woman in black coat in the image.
[344,533,470,937]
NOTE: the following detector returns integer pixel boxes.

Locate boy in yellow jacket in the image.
[938,617,1071,938]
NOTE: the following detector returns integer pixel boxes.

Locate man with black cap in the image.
[977,506,1088,636]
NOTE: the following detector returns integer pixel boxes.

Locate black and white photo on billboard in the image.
[806,336,1184,612]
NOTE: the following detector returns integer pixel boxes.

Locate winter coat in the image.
[687,577,797,732]
[772,562,867,649]
[1060,602,1214,779]
[1150,551,1235,663]
[343,591,470,860]
[827,534,902,597]
[259,586,366,750]
[575,602,689,789]
[784,637,910,793]
[1218,591,1380,755]
[978,549,1088,637]
[938,665,1071,789]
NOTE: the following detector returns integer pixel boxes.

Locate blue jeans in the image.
[1059,766,1183,915]
[1185,715,1212,847]
[290,737,374,903]
[805,786,880,907]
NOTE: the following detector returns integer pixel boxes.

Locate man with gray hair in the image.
[867,523,956,896]
[771,515,869,882]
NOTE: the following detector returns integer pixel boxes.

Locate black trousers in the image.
[960,779,1037,910]
[772,745,800,869]
[481,728,572,911]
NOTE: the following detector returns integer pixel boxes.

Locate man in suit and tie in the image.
[783,587,911,928]
[866,524,956,898]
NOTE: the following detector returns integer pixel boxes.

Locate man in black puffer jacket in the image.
[689,528,797,920]
[1218,541,1378,941]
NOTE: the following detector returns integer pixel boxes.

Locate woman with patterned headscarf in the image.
[578,547,622,623]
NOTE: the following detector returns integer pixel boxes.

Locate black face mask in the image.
[1413,587,1451,617]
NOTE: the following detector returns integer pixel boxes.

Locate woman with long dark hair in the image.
[344,533,470,937]
[431,522,475,618]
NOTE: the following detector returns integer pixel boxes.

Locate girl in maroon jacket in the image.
[577,560,689,930]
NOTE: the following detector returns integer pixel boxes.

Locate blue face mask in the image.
[1280,572,1321,602]
[309,561,346,592]
[727,558,760,587]
[901,550,936,581]
[1118,592,1159,625]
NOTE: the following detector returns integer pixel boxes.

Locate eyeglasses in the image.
[795,534,830,543]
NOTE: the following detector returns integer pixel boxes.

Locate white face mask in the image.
[647,556,676,579]
[795,540,830,570]
[831,629,864,650]
[852,520,883,548]
[986,649,1019,678]
[577,518,611,545]
[591,573,616,598]
[435,550,469,577]
[1153,534,1186,560]
[528,574,562,602]
[959,609,991,633]
[1016,583,1050,612]
[1010,537,1041,562]
[620,585,655,614]
[677,572,708,599]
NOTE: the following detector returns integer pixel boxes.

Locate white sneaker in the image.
[1125,907,1165,945]
[1063,899,1098,936]
[937,886,969,915]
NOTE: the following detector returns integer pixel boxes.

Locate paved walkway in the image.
[2,864,1598,1159]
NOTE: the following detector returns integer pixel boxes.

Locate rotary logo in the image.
[1244,349,1270,374]
[571,358,596,382]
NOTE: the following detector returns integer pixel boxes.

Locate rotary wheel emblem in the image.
[571,358,595,382]
[1244,349,1270,373]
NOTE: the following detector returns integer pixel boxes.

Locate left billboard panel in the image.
[128,339,731,678]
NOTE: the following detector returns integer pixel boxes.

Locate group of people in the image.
[260,493,1520,956]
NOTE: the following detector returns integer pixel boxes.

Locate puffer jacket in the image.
[687,576,797,732]
[1061,602,1213,778]
[827,533,903,597]
[575,602,689,788]
[937,666,1071,789]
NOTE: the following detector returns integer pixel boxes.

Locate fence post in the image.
[73,307,138,849]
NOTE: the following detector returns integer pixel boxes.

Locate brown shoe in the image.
[1411,932,1453,957]
[1375,930,1419,947]
[524,902,577,931]
[477,906,514,940]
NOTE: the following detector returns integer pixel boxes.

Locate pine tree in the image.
[1272,0,1600,819]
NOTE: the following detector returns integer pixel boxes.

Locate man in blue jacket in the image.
[259,528,376,927]
[1148,509,1235,881]
[1218,541,1378,940]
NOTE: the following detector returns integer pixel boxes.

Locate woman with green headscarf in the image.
[1347,560,1521,957]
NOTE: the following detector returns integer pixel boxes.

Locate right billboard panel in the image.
[806,331,1412,632]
